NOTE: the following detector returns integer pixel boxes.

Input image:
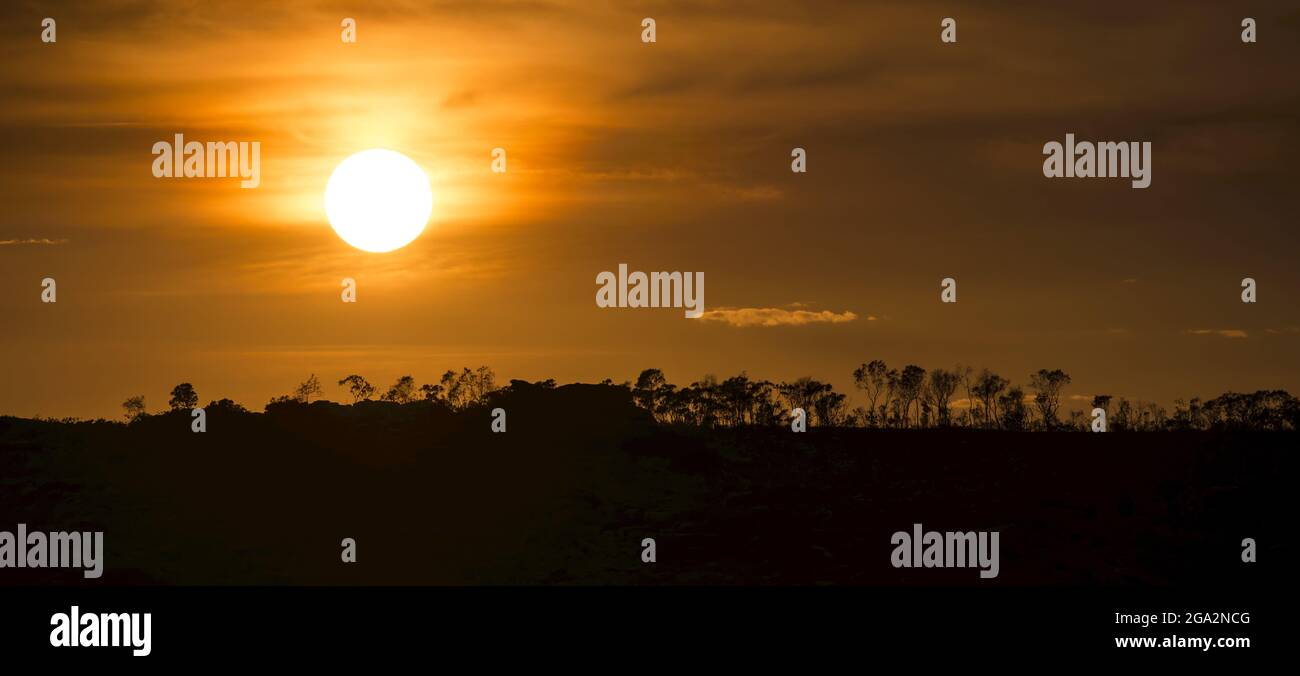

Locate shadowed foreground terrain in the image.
[0,383,1288,586]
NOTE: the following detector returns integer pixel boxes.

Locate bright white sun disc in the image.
[325,149,433,253]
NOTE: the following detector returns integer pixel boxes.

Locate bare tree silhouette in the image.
[338,375,376,403]
[293,374,323,403]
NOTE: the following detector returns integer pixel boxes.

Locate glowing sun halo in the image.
[324,149,433,253]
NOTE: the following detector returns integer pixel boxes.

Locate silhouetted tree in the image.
[383,375,418,404]
[925,367,962,426]
[121,395,146,422]
[168,383,198,411]
[472,366,497,401]
[1198,390,1296,431]
[293,374,323,403]
[972,369,1009,428]
[659,385,688,424]
[1091,394,1112,419]
[896,365,927,428]
[849,406,871,427]
[438,370,460,407]
[852,360,889,427]
[777,377,846,427]
[1067,410,1087,430]
[1029,369,1071,429]
[957,364,975,427]
[687,375,723,427]
[419,382,444,402]
[1111,397,1135,431]
[206,398,248,413]
[1109,397,1168,431]
[633,369,669,417]
[814,388,849,427]
[999,386,1029,431]
[438,366,497,409]
[1170,398,1200,430]
[882,367,902,427]
[777,377,820,420]
[720,373,781,426]
[1139,400,1167,430]
[338,375,375,403]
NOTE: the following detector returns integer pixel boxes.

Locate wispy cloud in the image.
[0,238,68,246]
[1186,328,1248,339]
[698,306,858,328]
[710,182,784,201]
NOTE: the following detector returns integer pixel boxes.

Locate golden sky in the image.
[2,0,1299,419]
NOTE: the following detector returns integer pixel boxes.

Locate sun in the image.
[324,149,434,253]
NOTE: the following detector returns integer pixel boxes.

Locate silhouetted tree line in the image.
[108,363,1300,432]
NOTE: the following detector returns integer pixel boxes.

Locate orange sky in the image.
[2,0,1299,419]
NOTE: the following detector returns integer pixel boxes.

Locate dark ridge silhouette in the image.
[0,367,1292,586]
[101,365,1300,432]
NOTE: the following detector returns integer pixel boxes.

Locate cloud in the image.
[0,238,68,246]
[698,306,858,328]
[710,183,784,201]
[1186,329,1248,339]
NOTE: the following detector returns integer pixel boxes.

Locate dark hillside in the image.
[0,383,1288,586]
